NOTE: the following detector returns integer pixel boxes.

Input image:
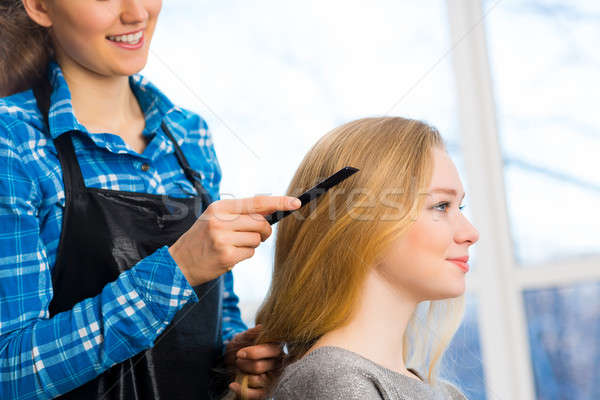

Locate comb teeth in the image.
[265,166,360,225]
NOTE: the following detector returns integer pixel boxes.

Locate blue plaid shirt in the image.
[0,60,247,399]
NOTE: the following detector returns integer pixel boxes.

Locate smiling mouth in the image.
[106,31,144,45]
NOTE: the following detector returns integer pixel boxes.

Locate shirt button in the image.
[141,163,150,172]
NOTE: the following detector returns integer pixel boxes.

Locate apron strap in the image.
[32,75,52,133]
[33,75,87,195]
[161,121,213,202]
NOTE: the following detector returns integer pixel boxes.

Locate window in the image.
[143,1,598,398]
[484,1,600,397]
[485,0,600,266]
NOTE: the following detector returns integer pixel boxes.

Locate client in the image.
[234,117,479,399]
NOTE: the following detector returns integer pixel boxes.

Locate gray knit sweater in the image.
[269,346,467,400]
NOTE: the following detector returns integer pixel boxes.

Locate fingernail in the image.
[237,350,247,358]
[289,198,301,207]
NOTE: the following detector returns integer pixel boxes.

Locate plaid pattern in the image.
[0,61,247,399]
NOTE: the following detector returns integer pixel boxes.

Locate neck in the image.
[58,57,142,133]
[314,269,419,376]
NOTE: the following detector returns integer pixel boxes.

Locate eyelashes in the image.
[433,201,466,213]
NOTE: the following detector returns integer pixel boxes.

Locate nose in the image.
[120,0,149,24]
[455,214,479,246]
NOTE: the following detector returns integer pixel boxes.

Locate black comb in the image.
[265,166,360,225]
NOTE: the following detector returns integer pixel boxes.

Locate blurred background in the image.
[141,1,600,399]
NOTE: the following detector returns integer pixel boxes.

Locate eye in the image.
[433,202,466,213]
[433,202,450,212]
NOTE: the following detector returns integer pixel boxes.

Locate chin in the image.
[446,289,465,299]
[444,284,466,299]
[429,283,466,300]
[102,47,150,76]
[112,58,148,76]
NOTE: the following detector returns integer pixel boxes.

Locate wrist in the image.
[168,243,195,286]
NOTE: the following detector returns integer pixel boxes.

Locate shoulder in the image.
[0,90,46,133]
[0,93,51,201]
[438,379,468,400]
[171,106,213,141]
[129,72,213,139]
[0,90,48,153]
[270,347,383,400]
[159,103,215,151]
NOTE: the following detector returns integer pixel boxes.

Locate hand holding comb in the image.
[264,166,359,225]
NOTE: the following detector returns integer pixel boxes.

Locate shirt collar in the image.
[45,60,184,146]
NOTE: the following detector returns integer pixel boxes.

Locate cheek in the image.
[145,0,162,22]
[145,3,162,40]
[376,216,458,297]
[129,0,161,49]
[148,0,163,15]
[405,213,452,259]
[52,8,115,54]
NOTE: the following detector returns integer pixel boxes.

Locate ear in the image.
[21,0,53,28]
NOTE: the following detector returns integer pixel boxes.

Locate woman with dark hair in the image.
[0,1,299,399]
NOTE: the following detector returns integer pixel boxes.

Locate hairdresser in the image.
[0,1,299,399]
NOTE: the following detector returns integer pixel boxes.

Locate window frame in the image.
[446,1,600,398]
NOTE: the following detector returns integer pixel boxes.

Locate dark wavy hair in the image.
[0,0,54,97]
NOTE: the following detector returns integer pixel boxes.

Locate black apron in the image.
[34,79,228,400]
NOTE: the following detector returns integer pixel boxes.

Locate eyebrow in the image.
[429,188,466,201]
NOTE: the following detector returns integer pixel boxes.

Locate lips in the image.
[106,28,145,37]
[447,256,469,272]
[447,256,468,263]
[106,30,145,50]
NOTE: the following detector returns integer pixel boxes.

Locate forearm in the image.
[0,246,198,400]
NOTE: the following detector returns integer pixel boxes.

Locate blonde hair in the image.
[228,117,466,399]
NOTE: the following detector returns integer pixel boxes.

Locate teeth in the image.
[107,31,143,44]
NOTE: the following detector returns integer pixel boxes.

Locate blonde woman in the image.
[230,117,479,399]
